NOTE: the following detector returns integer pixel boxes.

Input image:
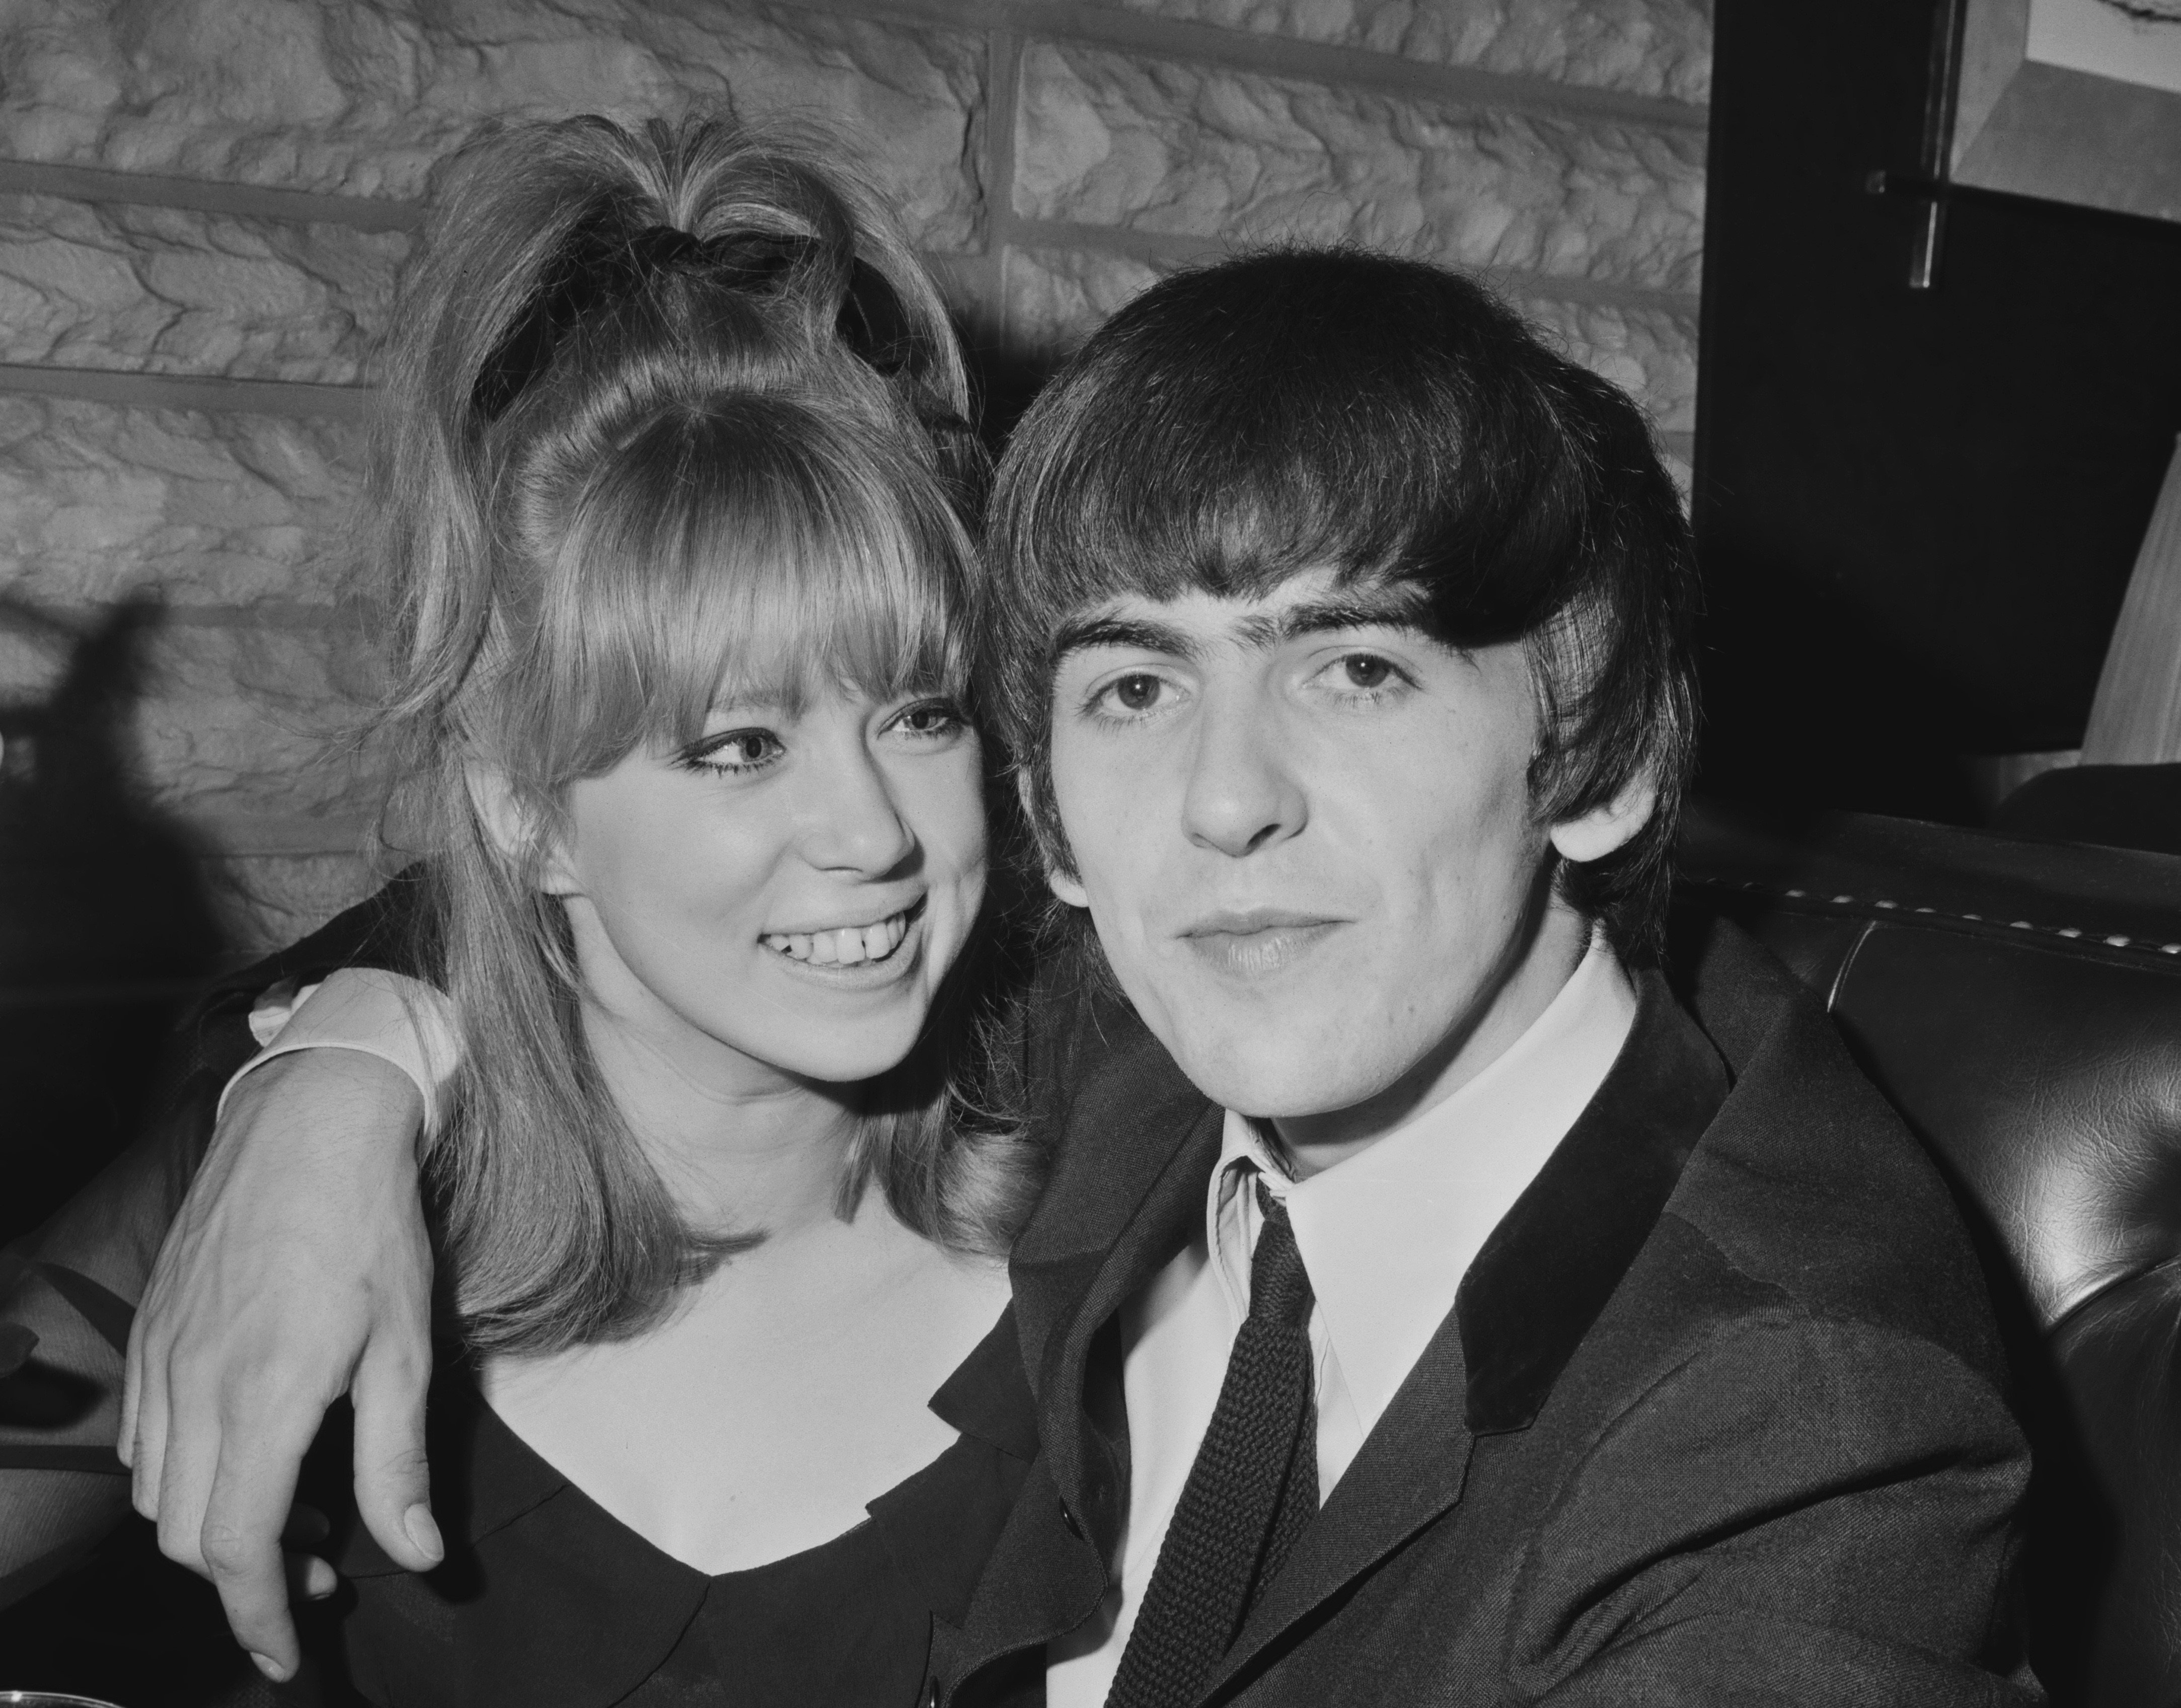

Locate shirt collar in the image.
[1209,928,1639,1440]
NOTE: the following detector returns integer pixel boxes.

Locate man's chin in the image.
[1165,1031,1399,1126]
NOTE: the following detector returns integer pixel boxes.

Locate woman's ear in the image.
[464,762,581,896]
[1015,770,1088,909]
[1547,770,1660,866]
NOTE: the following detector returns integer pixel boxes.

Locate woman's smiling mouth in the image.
[761,897,926,967]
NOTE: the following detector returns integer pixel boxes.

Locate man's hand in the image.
[122,1048,440,1681]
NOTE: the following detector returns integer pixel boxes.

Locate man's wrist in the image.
[215,1048,432,1175]
[217,969,460,1140]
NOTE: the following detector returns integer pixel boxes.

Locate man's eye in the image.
[1106,674,1164,713]
[1342,655,1394,690]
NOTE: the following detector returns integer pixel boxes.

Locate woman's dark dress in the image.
[313,1323,1035,1708]
[0,1248,1037,1708]
[0,1087,1039,1708]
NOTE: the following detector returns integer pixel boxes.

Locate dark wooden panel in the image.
[1695,0,2181,821]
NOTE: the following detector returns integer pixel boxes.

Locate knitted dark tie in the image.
[1104,1180,1318,1708]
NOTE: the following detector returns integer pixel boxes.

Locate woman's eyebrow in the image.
[1051,612,1200,662]
[704,687,803,719]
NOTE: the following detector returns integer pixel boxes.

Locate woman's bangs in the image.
[550,409,971,768]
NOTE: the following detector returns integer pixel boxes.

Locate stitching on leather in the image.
[1685,874,2181,960]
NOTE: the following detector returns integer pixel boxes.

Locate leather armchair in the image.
[1679,802,2181,1708]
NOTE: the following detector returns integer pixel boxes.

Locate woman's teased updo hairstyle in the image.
[988,248,1699,958]
[361,115,1029,1356]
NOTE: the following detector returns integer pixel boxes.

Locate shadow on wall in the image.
[0,593,227,1247]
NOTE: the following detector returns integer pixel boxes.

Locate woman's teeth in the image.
[763,909,913,967]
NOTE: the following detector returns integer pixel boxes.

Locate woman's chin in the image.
[764,1014,933,1090]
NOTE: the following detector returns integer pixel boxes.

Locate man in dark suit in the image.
[125,250,2038,1702]
[921,250,2038,1705]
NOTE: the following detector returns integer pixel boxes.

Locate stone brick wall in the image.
[0,0,1705,981]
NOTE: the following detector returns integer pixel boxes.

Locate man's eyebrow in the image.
[1247,590,1435,646]
[1051,612,1201,662]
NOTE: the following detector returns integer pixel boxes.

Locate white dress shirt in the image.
[1045,931,1639,1707]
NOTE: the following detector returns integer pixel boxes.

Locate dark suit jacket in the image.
[126,883,2039,1704]
[930,917,2042,1705]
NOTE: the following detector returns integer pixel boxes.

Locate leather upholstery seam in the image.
[1683,875,2181,963]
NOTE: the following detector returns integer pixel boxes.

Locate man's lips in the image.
[1177,909,1346,976]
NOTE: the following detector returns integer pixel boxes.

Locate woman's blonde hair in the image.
[360,114,1033,1356]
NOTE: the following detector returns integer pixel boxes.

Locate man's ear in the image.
[465,762,581,896]
[1014,769,1088,910]
[1547,770,1659,866]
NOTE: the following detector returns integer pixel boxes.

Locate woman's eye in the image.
[684,729,784,773]
[892,699,966,740]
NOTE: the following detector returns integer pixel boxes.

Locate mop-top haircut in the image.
[360,114,1029,1355]
[987,248,1700,954]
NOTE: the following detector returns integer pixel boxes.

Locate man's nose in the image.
[1179,695,1306,858]
[805,747,918,875]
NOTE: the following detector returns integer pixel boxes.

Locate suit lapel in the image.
[1206,1300,1475,1698]
[944,990,1221,1687]
[1200,974,1729,1699]
[1458,973,1728,1433]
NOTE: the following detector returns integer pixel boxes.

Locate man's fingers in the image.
[148,1387,221,1571]
[127,1330,172,1520]
[202,1522,300,1681]
[192,1408,317,1681]
[351,1349,440,1571]
[118,1310,144,1470]
[283,1549,339,1603]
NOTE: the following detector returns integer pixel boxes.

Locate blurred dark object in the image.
[0,593,236,1699]
[1696,0,2181,823]
[0,1519,288,1704]
[1992,763,2181,858]
[1678,798,2181,1707]
[0,595,224,1246]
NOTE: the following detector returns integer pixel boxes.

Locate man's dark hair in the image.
[984,247,1699,957]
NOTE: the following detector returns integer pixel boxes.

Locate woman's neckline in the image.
[462,1374,938,1582]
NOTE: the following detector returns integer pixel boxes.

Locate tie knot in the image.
[1249,1179,1314,1328]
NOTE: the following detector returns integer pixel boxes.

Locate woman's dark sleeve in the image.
[0,867,435,1607]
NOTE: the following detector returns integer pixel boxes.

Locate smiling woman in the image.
[0,113,1038,1706]
[354,117,1024,1362]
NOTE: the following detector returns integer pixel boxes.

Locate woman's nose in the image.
[804,747,918,875]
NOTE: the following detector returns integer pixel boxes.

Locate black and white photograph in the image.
[1,2,2177,1704]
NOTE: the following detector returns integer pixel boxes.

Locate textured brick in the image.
[1015,41,1704,292]
[1003,244,1164,357]
[1092,0,1712,104]
[129,618,374,823]
[209,850,377,954]
[0,1,986,250]
[1513,294,1696,431]
[0,194,408,383]
[0,396,362,608]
